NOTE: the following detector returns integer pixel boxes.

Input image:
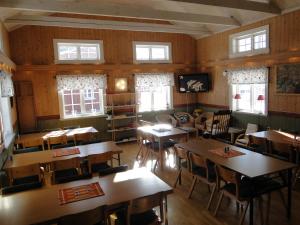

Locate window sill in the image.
[60,114,107,121]
[139,108,174,113]
[233,110,267,117]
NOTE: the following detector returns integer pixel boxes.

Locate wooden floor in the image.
[118,140,300,225]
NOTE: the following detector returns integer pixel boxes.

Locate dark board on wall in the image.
[277,64,300,94]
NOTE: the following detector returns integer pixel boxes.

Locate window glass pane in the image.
[136,46,150,60]
[254,34,266,49]
[153,89,167,110]
[151,47,168,60]
[64,105,73,116]
[238,84,251,111]
[253,84,265,113]
[138,92,152,112]
[58,45,78,60]
[238,37,251,52]
[80,45,98,60]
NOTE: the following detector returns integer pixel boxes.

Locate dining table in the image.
[137,124,188,169]
[15,126,98,148]
[4,142,123,176]
[176,138,297,225]
[0,167,173,225]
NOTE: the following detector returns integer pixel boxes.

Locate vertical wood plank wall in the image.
[10,26,197,119]
[197,9,300,115]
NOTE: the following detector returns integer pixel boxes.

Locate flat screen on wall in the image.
[178,73,210,93]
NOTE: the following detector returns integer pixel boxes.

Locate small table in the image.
[0,168,173,225]
[138,124,188,169]
[228,127,245,144]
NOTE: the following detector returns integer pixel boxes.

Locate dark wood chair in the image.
[74,132,95,145]
[87,152,113,174]
[188,152,217,210]
[204,110,231,139]
[13,146,41,154]
[248,135,268,153]
[173,146,190,188]
[51,157,82,184]
[268,140,294,162]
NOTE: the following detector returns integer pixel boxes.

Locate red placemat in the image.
[53,148,80,157]
[209,148,245,158]
[58,182,104,205]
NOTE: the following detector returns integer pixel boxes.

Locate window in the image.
[228,68,268,115]
[53,39,104,64]
[133,42,172,63]
[57,75,106,119]
[135,73,174,112]
[229,25,269,58]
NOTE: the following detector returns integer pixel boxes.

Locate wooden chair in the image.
[51,157,82,184]
[128,192,167,225]
[73,132,95,145]
[188,152,216,210]
[3,163,44,194]
[22,138,45,150]
[155,114,177,127]
[268,140,294,162]
[141,133,162,172]
[174,112,198,136]
[248,135,268,153]
[173,146,190,188]
[13,146,41,154]
[205,110,232,139]
[47,134,68,149]
[58,205,107,225]
[214,165,264,225]
[63,125,80,130]
[235,123,258,147]
[87,152,113,174]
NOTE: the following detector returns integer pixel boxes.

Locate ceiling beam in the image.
[0,0,239,26]
[169,0,281,14]
[5,15,211,36]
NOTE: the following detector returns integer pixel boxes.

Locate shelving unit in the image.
[106,92,141,143]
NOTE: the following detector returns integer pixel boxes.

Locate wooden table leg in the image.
[287,168,292,219]
[249,198,254,225]
[159,138,164,170]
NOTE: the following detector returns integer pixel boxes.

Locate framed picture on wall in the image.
[276,63,300,94]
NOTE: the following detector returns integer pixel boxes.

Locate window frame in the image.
[53,39,105,64]
[229,83,268,116]
[132,41,172,64]
[58,88,105,120]
[136,86,173,113]
[229,25,269,58]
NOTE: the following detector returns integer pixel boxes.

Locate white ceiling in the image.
[0,0,300,38]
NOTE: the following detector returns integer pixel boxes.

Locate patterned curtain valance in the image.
[227,68,268,84]
[135,73,174,91]
[56,74,107,91]
[0,71,14,97]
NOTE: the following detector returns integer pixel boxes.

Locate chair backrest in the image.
[174,112,194,126]
[51,157,81,172]
[174,146,190,171]
[189,152,206,169]
[58,205,106,225]
[129,192,164,223]
[13,146,41,154]
[10,163,42,183]
[215,165,241,198]
[22,138,45,150]
[47,135,68,149]
[245,123,258,135]
[74,132,94,145]
[210,110,232,136]
[155,114,177,127]
[87,152,113,173]
[269,140,294,161]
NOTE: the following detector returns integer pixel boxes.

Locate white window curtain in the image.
[0,71,14,97]
[227,67,268,84]
[135,73,174,91]
[56,74,107,91]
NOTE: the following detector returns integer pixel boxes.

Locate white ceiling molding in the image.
[5,15,212,36]
[169,0,281,14]
[0,0,240,26]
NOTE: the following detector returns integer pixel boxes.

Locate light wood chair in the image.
[87,152,113,174]
[58,205,107,225]
[128,192,167,225]
[22,138,45,150]
[47,134,68,149]
[142,133,161,172]
[73,132,94,146]
[9,163,44,186]
[173,146,190,188]
[248,135,268,153]
[51,157,82,184]
[214,165,264,225]
[188,152,216,210]
[268,140,294,162]
[204,110,232,139]
[235,123,258,147]
[174,112,198,137]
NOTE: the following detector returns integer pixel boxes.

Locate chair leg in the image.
[188,176,197,199]
[258,197,264,225]
[238,202,249,225]
[173,168,182,188]
[214,191,224,216]
[207,184,216,210]
[277,190,287,210]
[266,193,271,225]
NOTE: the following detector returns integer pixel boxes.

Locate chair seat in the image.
[54,168,80,183]
[2,181,43,195]
[131,210,159,225]
[91,163,111,173]
[222,178,254,199]
[13,175,40,185]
